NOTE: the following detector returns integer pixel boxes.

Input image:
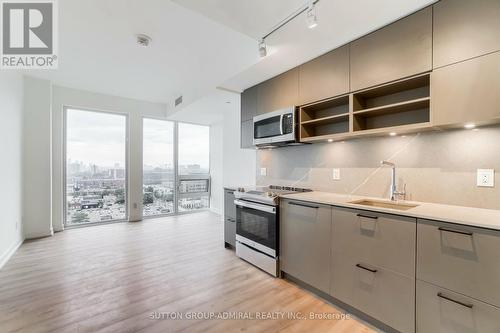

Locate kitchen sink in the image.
[349,199,419,211]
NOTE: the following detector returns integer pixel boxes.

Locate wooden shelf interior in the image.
[352,74,430,132]
[300,96,349,139]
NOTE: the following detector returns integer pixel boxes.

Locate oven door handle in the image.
[234,199,276,214]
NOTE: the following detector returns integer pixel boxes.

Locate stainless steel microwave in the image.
[253,107,299,147]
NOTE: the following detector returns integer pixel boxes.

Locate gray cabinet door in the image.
[350,7,432,91]
[280,199,331,293]
[417,280,500,333]
[257,68,299,114]
[240,120,254,149]
[224,189,236,219]
[433,0,500,68]
[431,51,500,127]
[241,86,258,122]
[224,217,236,247]
[298,45,349,105]
[417,219,500,308]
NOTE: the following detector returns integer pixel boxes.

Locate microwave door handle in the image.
[280,114,284,135]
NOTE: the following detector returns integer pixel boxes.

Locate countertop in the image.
[280,191,500,231]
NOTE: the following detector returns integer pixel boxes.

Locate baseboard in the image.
[24,230,53,240]
[0,237,24,270]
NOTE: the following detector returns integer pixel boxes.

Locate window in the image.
[65,109,127,225]
[142,119,175,217]
[178,123,210,212]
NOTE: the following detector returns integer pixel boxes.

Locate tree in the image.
[72,211,89,224]
[143,192,154,205]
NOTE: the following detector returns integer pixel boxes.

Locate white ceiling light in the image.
[136,34,152,47]
[306,1,318,29]
[259,39,267,57]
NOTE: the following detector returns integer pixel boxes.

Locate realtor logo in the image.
[1,0,58,69]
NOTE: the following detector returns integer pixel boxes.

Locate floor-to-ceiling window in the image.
[142,119,175,217]
[65,108,127,226]
[178,123,210,212]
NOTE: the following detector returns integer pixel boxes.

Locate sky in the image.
[67,109,210,170]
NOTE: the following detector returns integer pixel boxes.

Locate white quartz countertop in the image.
[280,191,500,231]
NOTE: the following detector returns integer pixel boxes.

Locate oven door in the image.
[234,199,277,256]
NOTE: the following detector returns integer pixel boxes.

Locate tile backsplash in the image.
[256,126,500,210]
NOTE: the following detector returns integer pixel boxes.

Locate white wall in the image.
[23,77,53,239]
[51,85,168,230]
[0,73,24,268]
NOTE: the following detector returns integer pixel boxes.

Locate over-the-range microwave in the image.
[253,107,302,148]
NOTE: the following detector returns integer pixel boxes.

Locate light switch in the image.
[332,168,341,181]
[260,168,267,176]
[477,169,494,187]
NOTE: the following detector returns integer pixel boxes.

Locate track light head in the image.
[306,3,318,29]
[259,39,267,57]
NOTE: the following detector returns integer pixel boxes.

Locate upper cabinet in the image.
[349,8,432,92]
[298,46,349,105]
[431,51,500,127]
[433,0,500,69]
[257,68,299,114]
[241,86,258,122]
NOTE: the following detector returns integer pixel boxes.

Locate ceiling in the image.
[27,0,437,119]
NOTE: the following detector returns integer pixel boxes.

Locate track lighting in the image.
[259,39,267,58]
[306,1,318,29]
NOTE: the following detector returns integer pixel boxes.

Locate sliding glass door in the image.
[142,119,175,217]
[178,123,210,212]
[65,108,127,226]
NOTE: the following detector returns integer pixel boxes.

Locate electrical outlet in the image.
[332,168,341,181]
[260,168,267,176]
[477,169,495,187]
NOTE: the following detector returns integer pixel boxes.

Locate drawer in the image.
[417,280,500,333]
[331,255,415,333]
[417,219,500,307]
[224,217,236,247]
[332,207,416,277]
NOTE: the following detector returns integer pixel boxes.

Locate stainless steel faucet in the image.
[381,160,406,201]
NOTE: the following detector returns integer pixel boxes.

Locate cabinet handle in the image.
[438,227,473,236]
[355,263,378,273]
[357,214,378,220]
[288,201,319,209]
[437,292,473,309]
[227,191,234,195]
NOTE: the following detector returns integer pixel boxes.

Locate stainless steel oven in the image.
[234,198,278,276]
[253,107,298,147]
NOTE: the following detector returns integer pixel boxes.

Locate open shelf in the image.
[352,74,431,132]
[299,95,350,140]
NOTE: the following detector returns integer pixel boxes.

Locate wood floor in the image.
[0,211,376,333]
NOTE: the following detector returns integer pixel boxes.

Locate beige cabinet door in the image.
[350,7,432,91]
[417,280,500,333]
[280,199,331,293]
[298,45,349,105]
[431,51,500,127]
[433,0,500,68]
[241,86,258,122]
[257,68,299,114]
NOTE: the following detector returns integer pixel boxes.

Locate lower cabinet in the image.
[331,208,416,333]
[417,280,500,333]
[280,199,331,293]
[224,217,236,248]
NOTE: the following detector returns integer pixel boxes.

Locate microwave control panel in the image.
[282,114,294,134]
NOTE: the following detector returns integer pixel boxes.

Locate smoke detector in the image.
[136,34,152,47]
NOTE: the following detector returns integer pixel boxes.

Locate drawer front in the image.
[331,255,415,333]
[224,189,236,219]
[417,280,500,333]
[280,200,331,293]
[332,207,416,277]
[224,217,236,247]
[417,219,500,307]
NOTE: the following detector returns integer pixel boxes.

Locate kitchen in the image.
[225,0,500,332]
